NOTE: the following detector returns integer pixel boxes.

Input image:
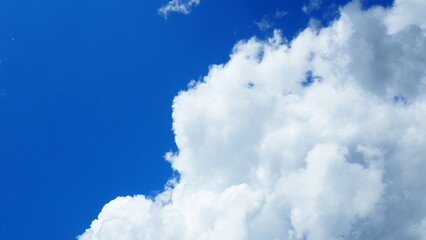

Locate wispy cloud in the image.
[274,9,288,18]
[158,0,200,19]
[254,9,287,31]
[302,0,322,13]
[255,18,274,31]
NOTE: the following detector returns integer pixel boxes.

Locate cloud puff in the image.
[302,0,322,14]
[79,0,426,239]
[158,0,200,18]
[255,18,274,32]
[255,10,288,32]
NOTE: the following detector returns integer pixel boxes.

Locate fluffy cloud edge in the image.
[79,0,426,239]
[158,0,200,18]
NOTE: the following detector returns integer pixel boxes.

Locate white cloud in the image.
[274,9,288,19]
[255,18,274,31]
[302,0,322,14]
[385,0,426,33]
[158,0,200,18]
[254,10,287,32]
[79,0,426,239]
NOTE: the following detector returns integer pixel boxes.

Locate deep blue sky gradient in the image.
[0,0,392,239]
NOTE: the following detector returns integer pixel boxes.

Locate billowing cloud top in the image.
[79,0,426,239]
[158,0,200,18]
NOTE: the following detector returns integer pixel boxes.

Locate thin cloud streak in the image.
[158,0,200,18]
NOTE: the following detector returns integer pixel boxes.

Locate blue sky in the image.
[0,0,408,239]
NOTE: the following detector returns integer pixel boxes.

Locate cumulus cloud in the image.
[79,0,426,239]
[158,0,200,18]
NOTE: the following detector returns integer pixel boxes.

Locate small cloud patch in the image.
[158,0,200,18]
[254,9,287,32]
[303,0,322,14]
